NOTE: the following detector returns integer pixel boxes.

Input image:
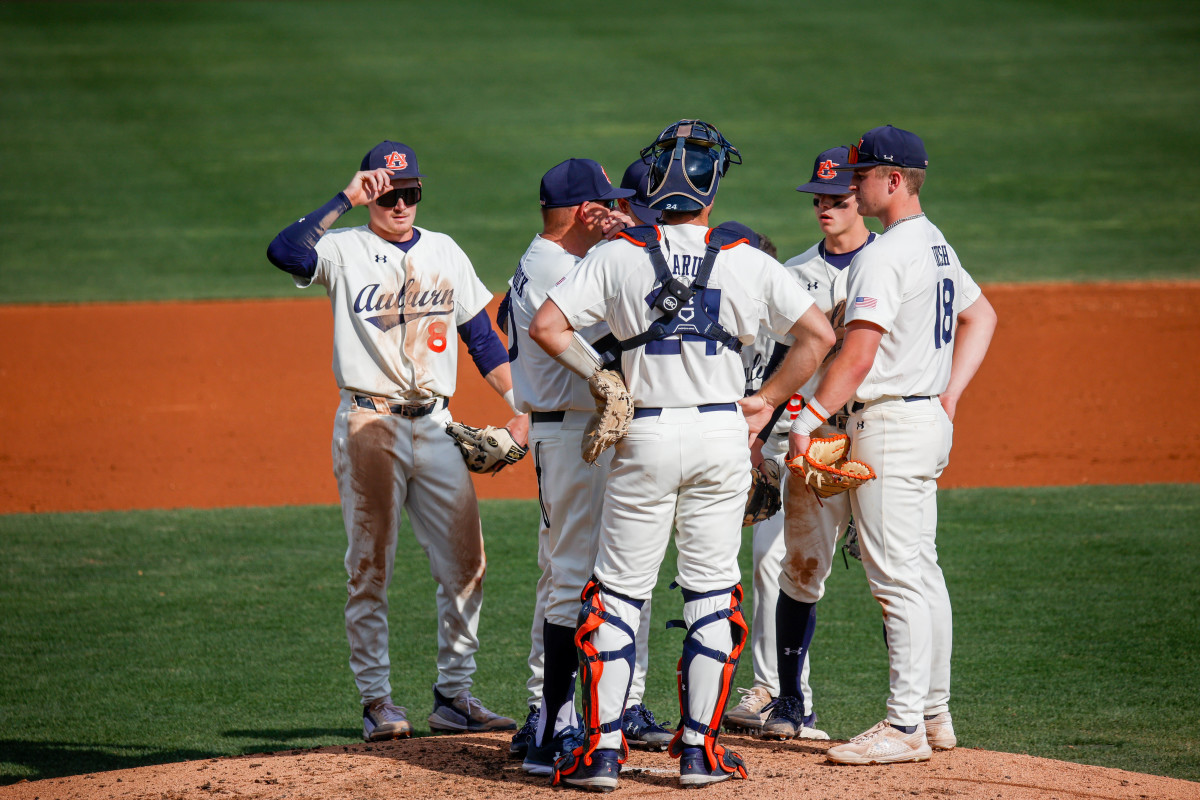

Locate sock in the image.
[775,594,816,702]
[539,620,579,742]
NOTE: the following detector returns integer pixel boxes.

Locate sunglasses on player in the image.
[377,186,422,208]
[591,198,616,210]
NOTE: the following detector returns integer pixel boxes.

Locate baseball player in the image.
[786,125,997,764]
[726,147,878,741]
[266,140,524,742]
[529,119,836,790]
[507,160,674,763]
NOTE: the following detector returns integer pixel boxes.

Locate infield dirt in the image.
[1,283,1198,798]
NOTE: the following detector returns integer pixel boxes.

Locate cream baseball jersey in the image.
[507,235,607,413]
[550,224,813,408]
[295,225,492,401]
[845,216,981,401]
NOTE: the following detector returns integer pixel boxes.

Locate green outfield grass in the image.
[1,485,1197,784]
[1,1,1198,303]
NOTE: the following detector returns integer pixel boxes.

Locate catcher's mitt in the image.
[445,422,528,475]
[785,434,875,499]
[743,457,782,527]
[581,368,633,464]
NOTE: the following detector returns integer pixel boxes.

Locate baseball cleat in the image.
[427,684,517,733]
[677,745,746,788]
[826,720,932,765]
[553,747,621,792]
[509,705,540,757]
[362,697,413,742]
[522,726,584,776]
[924,711,957,750]
[621,703,673,750]
[723,686,773,733]
[760,695,828,740]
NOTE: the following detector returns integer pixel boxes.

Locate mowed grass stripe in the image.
[1,1,1199,303]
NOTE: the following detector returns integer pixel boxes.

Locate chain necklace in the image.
[883,212,925,233]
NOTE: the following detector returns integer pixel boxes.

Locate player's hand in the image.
[939,392,958,422]
[343,168,396,207]
[787,431,810,463]
[749,438,764,469]
[737,394,774,444]
[600,209,635,240]
[505,413,530,449]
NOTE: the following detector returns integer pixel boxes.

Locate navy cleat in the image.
[522,726,583,776]
[553,747,622,792]
[509,705,539,757]
[678,744,746,788]
[621,703,673,751]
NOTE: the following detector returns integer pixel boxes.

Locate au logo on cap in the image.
[816,160,838,180]
[384,151,408,170]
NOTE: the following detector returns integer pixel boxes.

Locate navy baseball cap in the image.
[714,220,760,249]
[540,158,634,208]
[620,158,661,225]
[796,146,854,195]
[361,141,425,178]
[835,125,928,170]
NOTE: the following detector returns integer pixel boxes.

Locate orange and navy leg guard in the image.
[552,577,637,786]
[666,583,749,779]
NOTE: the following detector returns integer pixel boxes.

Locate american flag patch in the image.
[854,296,877,309]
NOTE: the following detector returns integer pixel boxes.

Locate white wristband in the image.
[503,389,519,415]
[789,401,829,436]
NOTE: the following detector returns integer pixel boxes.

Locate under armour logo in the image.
[857,421,865,430]
[783,647,803,656]
[816,160,838,180]
[807,281,819,291]
[375,255,387,263]
[384,151,408,170]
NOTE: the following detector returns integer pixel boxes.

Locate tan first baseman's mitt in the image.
[581,368,633,464]
[743,457,783,527]
[445,422,528,474]
[785,434,876,499]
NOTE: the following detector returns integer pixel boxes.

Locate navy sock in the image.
[541,621,578,737]
[893,723,918,734]
[775,594,816,701]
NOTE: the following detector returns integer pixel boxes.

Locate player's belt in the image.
[531,411,566,424]
[849,395,931,414]
[353,394,443,417]
[633,402,737,420]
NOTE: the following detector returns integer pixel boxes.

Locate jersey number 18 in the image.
[933,278,955,349]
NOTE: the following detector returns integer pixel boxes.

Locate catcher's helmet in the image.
[641,119,741,212]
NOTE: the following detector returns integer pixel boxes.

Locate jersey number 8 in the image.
[428,321,448,353]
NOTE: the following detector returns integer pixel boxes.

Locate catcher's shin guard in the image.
[552,578,637,785]
[665,584,749,780]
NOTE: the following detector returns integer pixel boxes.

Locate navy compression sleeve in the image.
[266,192,353,279]
[458,309,509,377]
[757,342,791,443]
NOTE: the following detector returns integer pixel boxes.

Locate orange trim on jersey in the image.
[704,227,748,250]
[615,225,662,247]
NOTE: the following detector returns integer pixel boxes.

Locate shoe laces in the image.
[459,692,487,720]
[770,695,805,725]
[369,699,407,722]
[733,687,769,711]
[849,720,892,742]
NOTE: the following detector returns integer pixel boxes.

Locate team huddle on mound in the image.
[267,119,997,791]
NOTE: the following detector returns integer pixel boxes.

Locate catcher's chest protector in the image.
[613,226,745,356]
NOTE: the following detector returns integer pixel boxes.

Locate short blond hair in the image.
[874,164,924,195]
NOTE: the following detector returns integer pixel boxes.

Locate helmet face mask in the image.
[641,119,741,212]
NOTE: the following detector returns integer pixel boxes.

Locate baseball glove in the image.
[785,434,876,499]
[581,368,633,464]
[743,457,782,527]
[445,422,528,475]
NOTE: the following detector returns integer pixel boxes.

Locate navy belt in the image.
[850,395,930,414]
[353,394,442,417]
[633,402,738,420]
[531,410,566,424]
